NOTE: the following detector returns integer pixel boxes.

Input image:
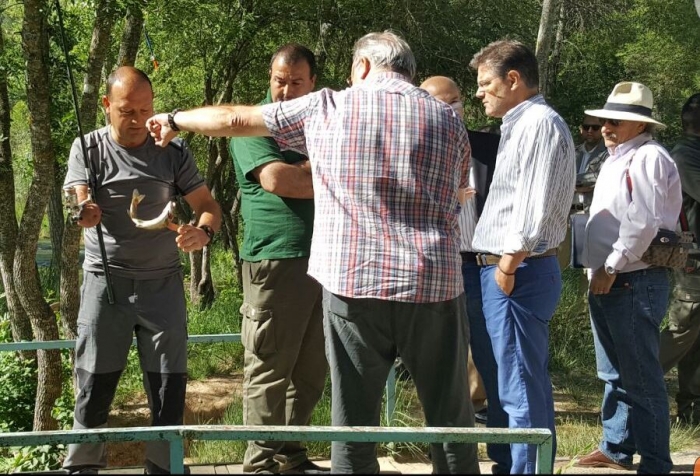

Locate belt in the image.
[571,204,586,212]
[474,248,558,267]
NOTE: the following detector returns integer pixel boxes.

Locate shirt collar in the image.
[609,132,652,157]
[359,71,413,87]
[502,94,545,125]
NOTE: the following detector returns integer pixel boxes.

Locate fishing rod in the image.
[54,0,115,304]
[143,26,159,71]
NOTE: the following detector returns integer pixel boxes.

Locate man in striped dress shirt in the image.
[147,31,479,475]
[469,40,576,474]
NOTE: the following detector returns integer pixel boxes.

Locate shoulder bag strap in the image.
[625,141,689,232]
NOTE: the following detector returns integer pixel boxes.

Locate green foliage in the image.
[2,444,66,473]
[0,318,37,434]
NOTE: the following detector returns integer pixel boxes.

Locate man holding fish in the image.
[61,66,221,475]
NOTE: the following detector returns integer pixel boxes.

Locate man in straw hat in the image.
[575,82,681,473]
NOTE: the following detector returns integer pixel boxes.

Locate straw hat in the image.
[585,82,666,130]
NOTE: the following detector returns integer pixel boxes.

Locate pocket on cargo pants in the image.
[240,302,277,355]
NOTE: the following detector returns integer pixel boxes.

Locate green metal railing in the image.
[0,336,554,473]
[0,335,398,422]
[0,425,554,474]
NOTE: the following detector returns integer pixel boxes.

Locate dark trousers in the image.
[462,259,511,472]
[322,289,479,474]
[659,273,700,423]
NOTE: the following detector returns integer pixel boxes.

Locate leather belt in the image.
[571,204,586,212]
[474,248,558,267]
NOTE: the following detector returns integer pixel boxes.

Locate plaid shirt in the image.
[261,72,470,303]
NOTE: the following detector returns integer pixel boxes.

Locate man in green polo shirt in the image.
[229,44,327,475]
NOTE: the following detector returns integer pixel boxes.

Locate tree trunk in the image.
[117,1,144,67]
[0,22,34,358]
[46,175,63,290]
[60,0,117,345]
[20,0,63,432]
[535,0,562,98]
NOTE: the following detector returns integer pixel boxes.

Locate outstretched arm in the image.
[147,105,270,147]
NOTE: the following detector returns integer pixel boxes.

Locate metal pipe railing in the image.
[0,425,554,474]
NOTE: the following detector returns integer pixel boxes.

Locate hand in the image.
[590,266,616,295]
[175,224,210,252]
[495,266,515,296]
[146,113,178,147]
[295,159,311,173]
[463,187,476,200]
[77,201,102,228]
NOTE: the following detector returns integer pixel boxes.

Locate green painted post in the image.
[535,433,554,474]
[169,435,185,474]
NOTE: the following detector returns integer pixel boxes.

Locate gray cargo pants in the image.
[63,271,188,474]
[240,258,327,473]
[659,272,700,423]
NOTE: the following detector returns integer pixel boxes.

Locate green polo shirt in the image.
[229,90,314,262]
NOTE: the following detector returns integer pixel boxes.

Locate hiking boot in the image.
[280,460,330,474]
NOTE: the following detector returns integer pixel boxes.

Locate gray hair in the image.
[352,31,416,80]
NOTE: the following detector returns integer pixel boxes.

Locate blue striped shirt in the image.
[472,95,575,255]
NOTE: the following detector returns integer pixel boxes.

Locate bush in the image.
[0,317,37,433]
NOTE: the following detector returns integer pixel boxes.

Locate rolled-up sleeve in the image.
[261,93,319,157]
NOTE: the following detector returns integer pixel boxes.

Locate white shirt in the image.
[458,168,478,252]
[583,132,682,272]
[472,95,575,255]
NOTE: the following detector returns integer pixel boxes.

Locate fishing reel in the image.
[62,186,85,224]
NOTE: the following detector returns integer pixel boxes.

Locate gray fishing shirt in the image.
[64,126,205,279]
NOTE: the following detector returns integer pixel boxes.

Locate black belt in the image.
[571,204,586,212]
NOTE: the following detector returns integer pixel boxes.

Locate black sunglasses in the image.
[581,124,602,131]
[603,119,622,127]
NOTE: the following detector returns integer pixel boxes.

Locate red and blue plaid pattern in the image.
[262,72,470,303]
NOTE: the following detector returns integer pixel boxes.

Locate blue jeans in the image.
[462,259,511,472]
[588,267,673,474]
[480,256,560,474]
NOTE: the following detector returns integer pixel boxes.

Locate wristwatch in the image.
[198,224,215,244]
[168,108,181,132]
[604,265,617,276]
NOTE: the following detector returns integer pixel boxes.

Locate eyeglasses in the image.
[581,124,601,131]
[603,119,622,127]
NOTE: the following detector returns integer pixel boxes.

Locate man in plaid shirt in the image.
[147,31,478,474]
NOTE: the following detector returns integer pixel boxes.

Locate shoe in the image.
[474,408,488,425]
[281,460,330,474]
[66,466,99,474]
[144,459,191,474]
[574,449,632,471]
[677,402,700,426]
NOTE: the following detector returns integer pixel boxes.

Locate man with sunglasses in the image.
[575,115,608,209]
[576,82,680,473]
[559,115,610,271]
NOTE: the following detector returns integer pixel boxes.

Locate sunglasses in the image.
[603,119,622,127]
[581,124,601,131]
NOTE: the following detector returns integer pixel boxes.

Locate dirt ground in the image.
[106,374,242,467]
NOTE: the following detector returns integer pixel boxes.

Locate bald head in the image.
[106,66,153,98]
[421,76,463,117]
